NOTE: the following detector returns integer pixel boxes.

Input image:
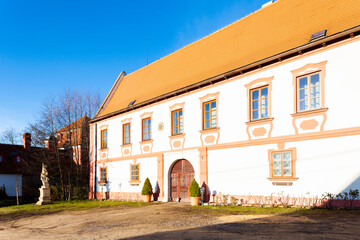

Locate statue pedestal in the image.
[36,187,52,205]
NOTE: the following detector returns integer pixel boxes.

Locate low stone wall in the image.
[92,191,142,201]
[210,194,360,208]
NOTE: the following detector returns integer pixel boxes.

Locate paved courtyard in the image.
[1,202,360,239]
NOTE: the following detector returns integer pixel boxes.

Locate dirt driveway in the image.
[1,202,360,239]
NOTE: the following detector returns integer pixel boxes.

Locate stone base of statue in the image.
[36,187,52,205]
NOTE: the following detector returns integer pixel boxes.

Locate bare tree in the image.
[27,89,101,200]
[28,97,60,147]
[0,127,21,144]
[55,89,100,198]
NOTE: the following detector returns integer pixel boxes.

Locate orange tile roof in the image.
[97,0,360,118]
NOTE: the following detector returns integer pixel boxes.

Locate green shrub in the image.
[189,179,200,197]
[141,178,153,195]
[72,186,89,200]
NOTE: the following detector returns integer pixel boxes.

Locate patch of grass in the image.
[0,200,154,217]
[287,207,360,219]
[197,205,301,215]
[194,205,360,218]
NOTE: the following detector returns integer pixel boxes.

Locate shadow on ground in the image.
[121,208,360,240]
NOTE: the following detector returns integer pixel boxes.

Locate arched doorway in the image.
[170,159,194,202]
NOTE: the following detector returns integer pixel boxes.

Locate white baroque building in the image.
[89,0,360,202]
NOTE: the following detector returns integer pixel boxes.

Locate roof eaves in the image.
[95,71,126,117]
[90,24,360,124]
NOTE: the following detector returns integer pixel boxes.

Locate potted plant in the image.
[141,177,153,202]
[189,179,201,206]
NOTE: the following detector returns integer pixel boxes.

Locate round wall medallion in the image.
[158,122,164,131]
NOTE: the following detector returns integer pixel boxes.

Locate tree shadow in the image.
[0,209,64,223]
[119,207,360,240]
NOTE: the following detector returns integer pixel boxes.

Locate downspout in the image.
[94,123,98,199]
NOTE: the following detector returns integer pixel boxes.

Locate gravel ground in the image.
[1,202,360,239]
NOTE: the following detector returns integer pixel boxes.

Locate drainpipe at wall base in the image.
[94,123,98,199]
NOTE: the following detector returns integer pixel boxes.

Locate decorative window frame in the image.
[140,112,153,142]
[170,103,184,136]
[99,166,108,183]
[121,118,132,146]
[100,129,108,149]
[291,61,327,115]
[199,92,220,131]
[129,162,141,184]
[168,102,186,149]
[268,147,298,181]
[169,102,185,136]
[245,77,274,123]
[99,125,108,150]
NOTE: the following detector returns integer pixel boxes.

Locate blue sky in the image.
[0,0,263,135]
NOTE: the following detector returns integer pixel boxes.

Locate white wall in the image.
[96,39,360,154]
[96,157,158,194]
[208,135,360,197]
[92,38,360,199]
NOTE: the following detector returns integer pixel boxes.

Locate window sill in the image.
[291,108,328,117]
[129,180,141,183]
[199,127,220,133]
[140,139,153,144]
[98,181,108,186]
[129,180,141,186]
[169,133,185,139]
[99,148,108,152]
[121,143,132,147]
[245,117,274,125]
[267,177,299,181]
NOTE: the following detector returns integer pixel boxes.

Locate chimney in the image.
[23,133,31,150]
[45,135,58,151]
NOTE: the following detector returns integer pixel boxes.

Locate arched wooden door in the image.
[170,159,194,202]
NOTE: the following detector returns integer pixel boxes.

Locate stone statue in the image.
[36,163,52,205]
[40,163,49,188]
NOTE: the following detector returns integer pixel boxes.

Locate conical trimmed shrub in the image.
[189,179,200,197]
[141,177,153,195]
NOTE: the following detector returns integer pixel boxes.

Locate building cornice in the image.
[90,25,360,124]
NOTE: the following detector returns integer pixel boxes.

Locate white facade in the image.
[90,34,360,201]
